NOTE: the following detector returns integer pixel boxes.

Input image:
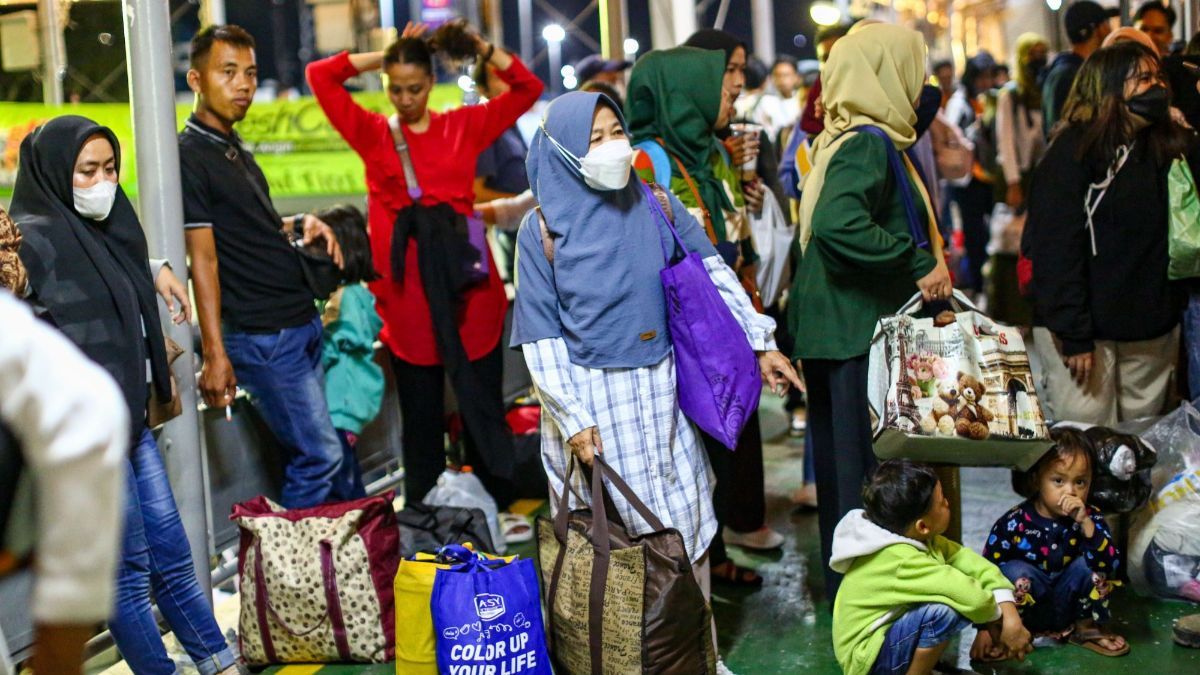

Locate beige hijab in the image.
[798,23,930,252]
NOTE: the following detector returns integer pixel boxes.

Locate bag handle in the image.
[252,539,341,642]
[642,182,688,265]
[895,288,980,316]
[851,126,930,251]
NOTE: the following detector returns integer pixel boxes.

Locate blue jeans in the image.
[999,557,1110,631]
[871,603,972,674]
[225,316,359,508]
[108,428,235,675]
[1184,292,1200,401]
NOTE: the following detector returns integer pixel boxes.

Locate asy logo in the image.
[475,593,506,621]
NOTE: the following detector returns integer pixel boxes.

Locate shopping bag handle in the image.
[896,288,979,316]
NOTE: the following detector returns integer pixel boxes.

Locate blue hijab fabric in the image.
[511,91,716,368]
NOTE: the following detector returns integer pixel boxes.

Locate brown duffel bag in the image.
[536,455,715,674]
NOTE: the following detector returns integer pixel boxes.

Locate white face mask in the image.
[73,179,117,221]
[543,128,633,191]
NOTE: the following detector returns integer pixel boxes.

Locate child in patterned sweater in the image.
[974,427,1128,659]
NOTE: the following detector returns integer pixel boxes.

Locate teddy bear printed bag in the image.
[867,290,1053,470]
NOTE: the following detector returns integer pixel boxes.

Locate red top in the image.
[306,52,543,365]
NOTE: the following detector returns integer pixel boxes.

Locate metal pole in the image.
[713,0,731,29]
[120,0,212,602]
[599,0,627,61]
[549,40,561,94]
[465,0,481,29]
[201,0,226,26]
[519,0,533,65]
[750,0,774,63]
[37,0,65,105]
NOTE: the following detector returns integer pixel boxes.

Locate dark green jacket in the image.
[789,132,937,361]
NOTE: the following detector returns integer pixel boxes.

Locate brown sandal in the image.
[1068,626,1130,657]
[710,560,764,588]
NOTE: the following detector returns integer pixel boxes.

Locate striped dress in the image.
[523,256,775,563]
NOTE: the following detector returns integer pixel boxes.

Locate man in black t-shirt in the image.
[180,25,359,509]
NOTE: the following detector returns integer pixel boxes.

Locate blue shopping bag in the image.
[432,545,552,675]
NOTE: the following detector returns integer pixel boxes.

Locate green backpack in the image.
[1168,158,1200,280]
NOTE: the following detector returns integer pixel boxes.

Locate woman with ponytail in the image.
[306,21,543,508]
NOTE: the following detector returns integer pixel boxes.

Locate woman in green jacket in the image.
[789,22,952,599]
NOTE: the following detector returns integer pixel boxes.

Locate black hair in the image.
[315,204,378,284]
[1060,41,1191,167]
[771,55,799,73]
[995,63,1011,76]
[1186,32,1200,56]
[863,459,940,536]
[1011,426,1094,499]
[384,37,436,75]
[190,24,256,70]
[961,52,997,96]
[932,59,954,74]
[745,56,769,91]
[580,81,624,110]
[1134,1,1178,27]
[815,24,850,47]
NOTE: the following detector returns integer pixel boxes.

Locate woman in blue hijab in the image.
[512,91,799,664]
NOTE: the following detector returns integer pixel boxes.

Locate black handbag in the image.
[396,503,496,557]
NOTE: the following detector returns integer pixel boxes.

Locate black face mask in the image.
[914,84,942,138]
[1127,85,1171,125]
[1026,57,1047,76]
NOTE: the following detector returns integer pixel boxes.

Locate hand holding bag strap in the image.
[319,540,353,661]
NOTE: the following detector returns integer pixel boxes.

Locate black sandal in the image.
[710,560,764,588]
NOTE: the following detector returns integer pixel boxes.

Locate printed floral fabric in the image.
[0,207,27,295]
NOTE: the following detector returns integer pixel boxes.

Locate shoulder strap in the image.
[851,126,930,251]
[535,206,555,264]
[654,137,718,243]
[184,121,284,231]
[388,115,423,200]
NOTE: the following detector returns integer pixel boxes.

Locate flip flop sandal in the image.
[1069,627,1130,657]
[710,561,764,588]
[499,513,533,545]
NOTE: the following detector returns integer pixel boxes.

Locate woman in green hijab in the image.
[790,22,953,599]
[626,45,783,589]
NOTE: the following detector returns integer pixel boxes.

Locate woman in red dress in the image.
[307,23,542,507]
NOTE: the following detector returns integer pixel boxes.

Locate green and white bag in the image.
[1167,158,1200,280]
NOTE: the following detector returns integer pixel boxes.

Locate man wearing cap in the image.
[1042,1,1118,135]
[575,54,632,90]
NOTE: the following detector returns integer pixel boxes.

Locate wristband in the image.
[483,43,496,63]
[292,213,308,236]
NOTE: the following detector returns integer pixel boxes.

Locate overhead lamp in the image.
[542,24,565,44]
[809,1,842,27]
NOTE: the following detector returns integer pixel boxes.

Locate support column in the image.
[750,0,774,63]
[649,0,697,49]
[485,0,503,48]
[37,0,65,105]
[121,0,213,601]
[201,0,226,26]
[599,0,628,61]
[519,0,533,65]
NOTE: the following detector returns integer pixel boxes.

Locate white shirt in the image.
[0,292,126,623]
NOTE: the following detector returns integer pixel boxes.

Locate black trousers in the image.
[701,413,766,566]
[950,178,994,293]
[802,355,877,601]
[391,346,514,508]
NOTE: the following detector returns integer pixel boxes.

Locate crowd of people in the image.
[3,2,1200,673]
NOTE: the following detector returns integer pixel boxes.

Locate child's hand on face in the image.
[1058,494,1089,523]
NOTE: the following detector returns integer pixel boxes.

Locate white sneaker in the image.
[716,659,738,675]
[723,525,784,551]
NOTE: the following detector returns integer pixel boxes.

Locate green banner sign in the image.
[0,85,463,200]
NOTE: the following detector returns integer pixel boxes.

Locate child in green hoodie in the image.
[831,460,1032,674]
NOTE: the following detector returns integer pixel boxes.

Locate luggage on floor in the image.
[508,404,549,499]
[1082,426,1156,514]
[232,492,399,665]
[397,502,497,557]
[432,544,552,675]
[867,290,1053,469]
[424,467,506,554]
[395,546,513,674]
[537,456,715,675]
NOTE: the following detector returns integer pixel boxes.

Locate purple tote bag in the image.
[643,183,761,450]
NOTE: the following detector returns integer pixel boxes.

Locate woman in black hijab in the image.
[10,116,242,675]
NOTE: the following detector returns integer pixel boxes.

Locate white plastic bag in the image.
[422,468,506,554]
[1125,403,1200,599]
[749,190,795,307]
